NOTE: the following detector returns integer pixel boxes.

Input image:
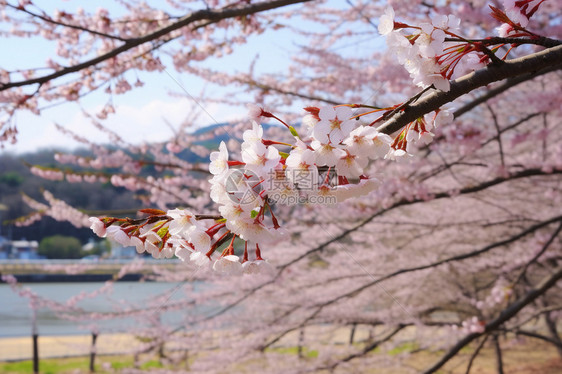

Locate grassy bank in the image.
[0,355,164,374]
[1,337,560,373]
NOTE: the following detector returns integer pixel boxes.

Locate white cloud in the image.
[101,98,190,143]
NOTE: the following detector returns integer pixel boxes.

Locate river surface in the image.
[0,281,214,337]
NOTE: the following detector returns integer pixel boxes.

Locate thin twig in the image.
[465,334,489,374]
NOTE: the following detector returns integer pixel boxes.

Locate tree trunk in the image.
[89,333,98,373]
[545,312,562,359]
[493,334,504,374]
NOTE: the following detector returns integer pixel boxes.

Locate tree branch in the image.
[485,103,505,167]
[493,334,505,374]
[0,0,313,91]
[453,65,562,118]
[512,329,562,348]
[544,312,562,358]
[512,221,562,286]
[377,44,562,135]
[465,334,489,374]
[308,214,562,316]
[259,213,562,351]
[241,79,340,105]
[5,2,129,41]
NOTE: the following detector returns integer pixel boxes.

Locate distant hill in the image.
[0,150,138,243]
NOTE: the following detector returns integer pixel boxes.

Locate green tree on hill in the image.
[38,235,82,259]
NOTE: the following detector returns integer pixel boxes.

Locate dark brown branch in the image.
[6,3,128,41]
[415,112,543,183]
[506,305,562,329]
[0,0,313,91]
[260,213,562,351]
[493,334,504,374]
[465,334,489,374]
[512,328,562,348]
[485,103,505,166]
[544,312,562,358]
[377,44,562,135]
[195,214,223,221]
[513,222,562,286]
[380,86,432,123]
[454,65,561,118]
[422,266,562,374]
[308,214,562,314]
[542,113,548,162]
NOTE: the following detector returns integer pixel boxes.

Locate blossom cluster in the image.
[379,7,469,92]
[89,103,401,273]
[89,210,273,275]
[380,1,550,91]
[459,316,486,334]
[17,191,91,228]
[387,109,453,157]
[89,99,456,272]
[475,283,513,310]
[86,1,546,273]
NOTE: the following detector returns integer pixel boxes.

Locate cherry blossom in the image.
[313,106,355,144]
[167,208,199,236]
[310,140,345,167]
[343,126,379,158]
[241,140,281,178]
[369,132,393,159]
[209,141,229,176]
[213,255,243,275]
[190,251,212,268]
[106,226,131,247]
[242,259,274,275]
[335,151,368,178]
[378,7,395,36]
[88,217,106,237]
[186,226,212,252]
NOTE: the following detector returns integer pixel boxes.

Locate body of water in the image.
[0,281,211,337]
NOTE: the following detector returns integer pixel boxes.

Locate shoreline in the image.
[0,260,182,283]
[0,273,148,283]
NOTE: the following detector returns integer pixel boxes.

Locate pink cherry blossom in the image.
[167,208,198,236]
[89,217,106,237]
[378,7,395,35]
[313,106,355,145]
[213,255,243,275]
[209,141,229,176]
